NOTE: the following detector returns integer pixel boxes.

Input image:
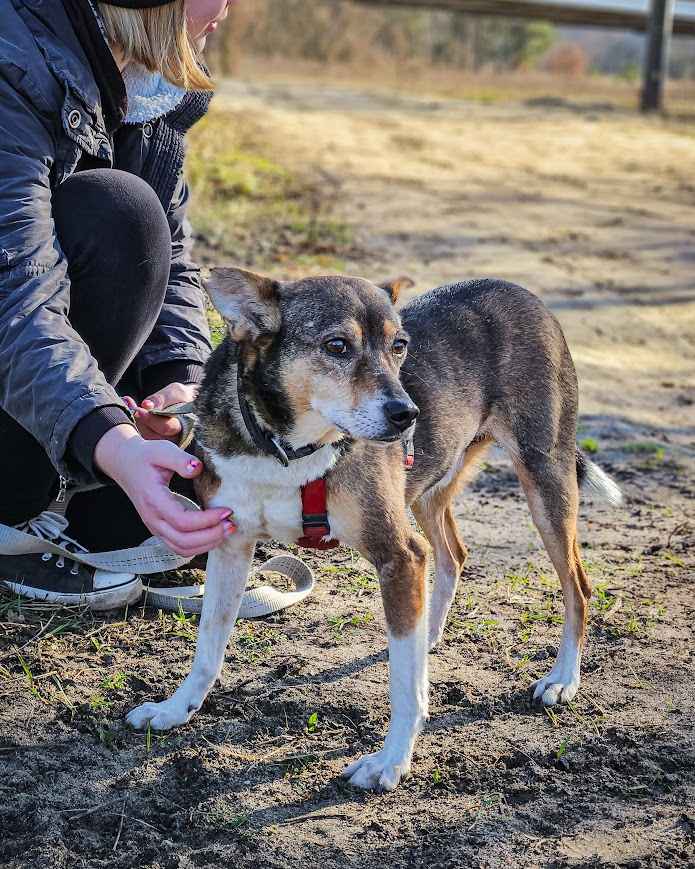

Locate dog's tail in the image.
[575,449,623,506]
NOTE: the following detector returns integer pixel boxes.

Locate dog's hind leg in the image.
[511,452,591,707]
[412,495,466,651]
[342,528,430,791]
[127,539,256,731]
[413,438,491,650]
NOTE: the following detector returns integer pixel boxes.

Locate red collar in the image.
[296,432,415,550]
[296,478,339,550]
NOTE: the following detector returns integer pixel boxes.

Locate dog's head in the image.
[207,268,419,445]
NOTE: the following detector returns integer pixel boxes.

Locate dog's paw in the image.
[530,673,580,707]
[126,698,196,731]
[342,750,409,791]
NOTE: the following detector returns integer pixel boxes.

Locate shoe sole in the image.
[1,576,143,611]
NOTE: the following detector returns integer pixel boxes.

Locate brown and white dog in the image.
[127,270,621,791]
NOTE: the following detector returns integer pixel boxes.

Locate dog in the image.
[126,270,621,791]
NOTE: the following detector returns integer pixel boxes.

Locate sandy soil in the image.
[1,78,694,869]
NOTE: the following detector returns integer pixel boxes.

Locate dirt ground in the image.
[1,78,694,869]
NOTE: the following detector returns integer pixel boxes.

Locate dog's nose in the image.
[384,399,419,433]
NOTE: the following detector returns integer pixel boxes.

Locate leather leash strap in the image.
[148,401,197,450]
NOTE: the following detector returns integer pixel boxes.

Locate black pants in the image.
[0,169,184,550]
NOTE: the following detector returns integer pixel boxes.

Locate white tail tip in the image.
[582,460,624,507]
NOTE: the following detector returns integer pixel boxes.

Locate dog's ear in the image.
[207,267,282,342]
[378,275,415,304]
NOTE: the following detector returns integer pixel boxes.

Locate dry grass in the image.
[232,55,695,117]
[186,109,355,271]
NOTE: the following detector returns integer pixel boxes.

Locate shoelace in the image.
[16,511,88,576]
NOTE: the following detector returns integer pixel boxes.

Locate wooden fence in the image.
[352,0,694,35]
[352,0,694,109]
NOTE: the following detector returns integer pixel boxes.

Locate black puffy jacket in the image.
[0,0,213,485]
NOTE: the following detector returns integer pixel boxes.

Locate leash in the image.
[0,494,199,574]
[0,483,315,618]
[144,553,314,616]
[149,400,197,450]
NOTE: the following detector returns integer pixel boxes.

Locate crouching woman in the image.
[0,0,236,608]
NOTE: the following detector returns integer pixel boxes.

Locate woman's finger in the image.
[142,472,234,533]
[153,492,235,533]
[143,382,190,411]
[146,440,203,478]
[138,412,182,439]
[152,517,235,556]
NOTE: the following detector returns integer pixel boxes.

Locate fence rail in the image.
[352,0,695,36]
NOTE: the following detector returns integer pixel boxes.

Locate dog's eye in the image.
[324,338,349,356]
[392,339,408,356]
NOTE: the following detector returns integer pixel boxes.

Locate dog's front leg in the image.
[343,533,429,791]
[127,539,255,732]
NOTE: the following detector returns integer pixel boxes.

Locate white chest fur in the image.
[207,446,339,541]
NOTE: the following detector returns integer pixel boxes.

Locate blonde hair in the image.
[99,1,214,91]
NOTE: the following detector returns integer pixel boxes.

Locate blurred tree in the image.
[206,0,558,74]
[516,22,556,68]
[455,18,555,70]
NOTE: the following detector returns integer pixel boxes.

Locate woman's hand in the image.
[94,424,235,558]
[123,382,197,443]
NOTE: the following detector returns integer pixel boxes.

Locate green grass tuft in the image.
[580,437,599,454]
[187,109,352,270]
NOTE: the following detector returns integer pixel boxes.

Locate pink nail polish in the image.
[219,509,232,520]
[223,521,237,535]
[187,459,200,472]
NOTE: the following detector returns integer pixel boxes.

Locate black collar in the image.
[235,347,343,467]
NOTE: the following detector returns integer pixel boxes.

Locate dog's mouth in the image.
[326,413,416,445]
[332,422,402,444]
[363,424,416,445]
